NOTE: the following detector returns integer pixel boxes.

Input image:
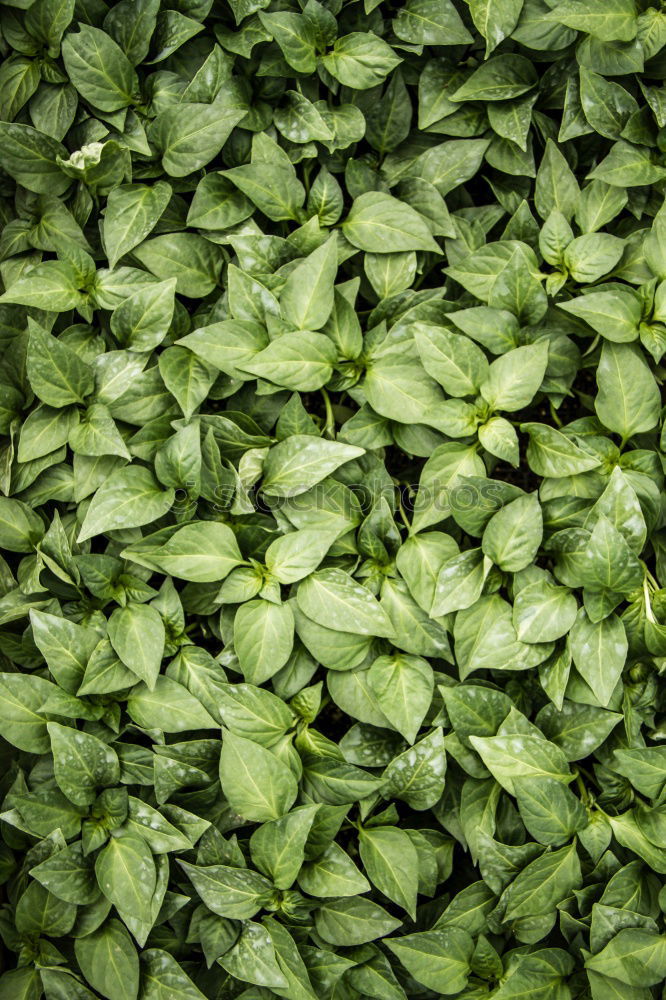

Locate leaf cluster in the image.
[1,0,666,998]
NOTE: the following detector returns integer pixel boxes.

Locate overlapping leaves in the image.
[1,0,666,998]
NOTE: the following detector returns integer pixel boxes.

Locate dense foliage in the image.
[2,0,666,996]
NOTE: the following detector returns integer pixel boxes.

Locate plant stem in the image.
[321,388,335,439]
[397,498,411,531]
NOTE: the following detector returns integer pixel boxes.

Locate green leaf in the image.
[61,25,138,111]
[0,498,44,552]
[383,728,447,810]
[74,920,139,1000]
[563,233,624,283]
[179,861,275,919]
[455,593,551,679]
[107,603,165,689]
[30,609,100,693]
[27,323,94,407]
[595,341,661,439]
[480,342,549,412]
[501,841,582,920]
[0,122,69,194]
[280,236,338,331]
[132,234,221,298]
[69,403,131,460]
[322,33,402,89]
[535,139,580,221]
[234,599,295,684]
[537,699,621,760]
[139,951,206,999]
[412,443,486,533]
[365,70,412,156]
[589,141,666,187]
[250,805,319,889]
[0,673,54,753]
[78,467,175,542]
[187,174,253,231]
[150,98,247,177]
[127,676,218,732]
[482,493,543,572]
[394,0,472,44]
[48,721,120,806]
[265,528,338,584]
[585,929,666,987]
[358,826,419,917]
[385,927,474,994]
[297,568,396,637]
[216,681,294,745]
[343,193,440,253]
[467,0,525,54]
[521,422,603,476]
[561,287,639,343]
[219,729,298,821]
[95,832,156,926]
[547,0,638,41]
[261,437,364,497]
[126,797,193,854]
[258,12,317,74]
[451,54,537,102]
[223,162,305,222]
[2,261,86,313]
[579,67,639,140]
[315,897,402,946]
[0,57,41,122]
[103,182,171,269]
[470,729,571,796]
[217,921,288,989]
[363,356,446,427]
[274,90,334,143]
[515,776,587,846]
[569,609,627,706]
[414,139,491,197]
[582,514,643,594]
[366,653,433,743]
[414,323,489,397]
[612,747,666,798]
[240,331,337,391]
[123,521,243,583]
[110,279,176,353]
[512,578,578,643]
[177,320,267,379]
[298,841,370,897]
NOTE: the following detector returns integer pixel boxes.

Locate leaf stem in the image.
[574,769,590,806]
[397,498,411,531]
[321,387,335,439]
[644,576,657,623]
